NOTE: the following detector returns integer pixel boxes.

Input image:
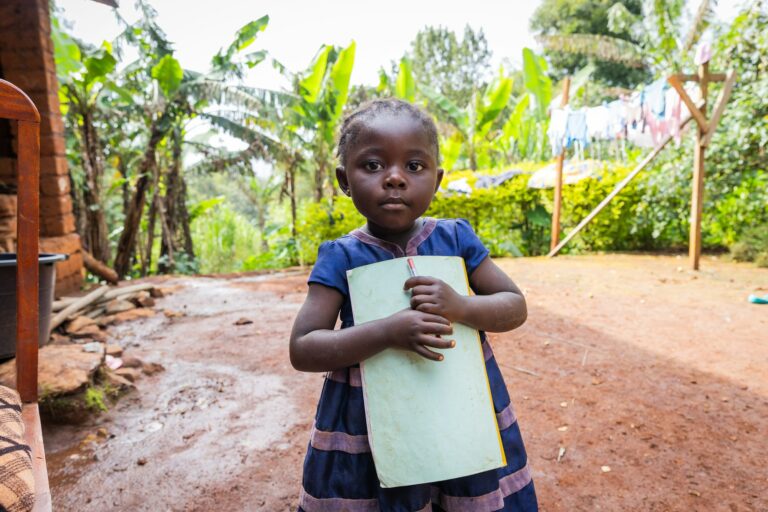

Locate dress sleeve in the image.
[308,241,350,297]
[455,218,490,276]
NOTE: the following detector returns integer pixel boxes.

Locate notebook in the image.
[347,255,506,488]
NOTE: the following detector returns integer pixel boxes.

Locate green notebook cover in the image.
[347,255,506,488]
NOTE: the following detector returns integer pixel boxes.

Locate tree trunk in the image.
[314,143,325,202]
[113,121,164,279]
[142,186,159,276]
[158,130,186,273]
[79,109,111,262]
[289,163,297,240]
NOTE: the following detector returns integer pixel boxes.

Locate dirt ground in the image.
[43,254,767,511]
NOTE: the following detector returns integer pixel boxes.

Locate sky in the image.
[53,1,536,90]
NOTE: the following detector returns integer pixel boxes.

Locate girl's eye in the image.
[365,161,383,172]
[407,161,425,172]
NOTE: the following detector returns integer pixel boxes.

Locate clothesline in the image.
[547,78,700,156]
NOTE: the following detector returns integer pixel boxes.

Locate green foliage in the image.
[84,386,108,413]
[191,203,264,273]
[151,54,183,97]
[407,25,492,108]
[530,0,650,86]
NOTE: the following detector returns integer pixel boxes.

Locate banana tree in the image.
[52,19,129,263]
[422,69,514,170]
[288,41,356,200]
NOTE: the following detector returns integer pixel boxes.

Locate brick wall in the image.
[0,0,83,295]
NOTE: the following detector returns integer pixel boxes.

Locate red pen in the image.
[407,257,418,278]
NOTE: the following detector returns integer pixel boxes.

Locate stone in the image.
[102,369,135,392]
[149,287,165,298]
[70,324,107,342]
[65,315,96,334]
[105,344,123,357]
[234,317,253,326]
[99,308,155,326]
[115,367,141,383]
[0,343,104,396]
[120,356,143,369]
[49,332,71,345]
[141,362,165,376]
[136,296,155,308]
[105,299,136,315]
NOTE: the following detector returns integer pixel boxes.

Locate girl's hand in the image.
[385,308,455,361]
[404,276,466,323]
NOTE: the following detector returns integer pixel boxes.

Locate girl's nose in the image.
[384,166,407,188]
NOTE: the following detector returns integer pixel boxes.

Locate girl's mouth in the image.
[381,197,407,210]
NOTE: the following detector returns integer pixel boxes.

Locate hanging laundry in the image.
[564,109,588,149]
[586,105,611,140]
[548,108,568,156]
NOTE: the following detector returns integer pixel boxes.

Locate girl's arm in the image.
[405,256,527,333]
[290,283,455,372]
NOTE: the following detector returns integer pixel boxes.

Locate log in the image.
[102,283,155,300]
[49,285,109,331]
[82,250,118,284]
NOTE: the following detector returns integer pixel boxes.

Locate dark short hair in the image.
[336,98,440,166]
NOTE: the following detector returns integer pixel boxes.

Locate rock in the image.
[103,369,135,391]
[81,342,104,353]
[121,356,143,369]
[105,299,136,315]
[149,287,165,298]
[0,344,104,396]
[49,332,71,345]
[115,368,141,383]
[130,291,156,308]
[106,344,123,357]
[69,324,107,343]
[234,317,253,326]
[137,457,147,466]
[105,355,123,370]
[100,308,155,326]
[163,309,184,318]
[66,316,97,334]
[141,362,165,376]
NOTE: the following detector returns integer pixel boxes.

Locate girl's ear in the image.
[434,168,445,192]
[336,166,351,196]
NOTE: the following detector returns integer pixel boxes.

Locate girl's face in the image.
[336,114,443,237]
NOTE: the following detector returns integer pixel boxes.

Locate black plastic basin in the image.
[0,253,67,359]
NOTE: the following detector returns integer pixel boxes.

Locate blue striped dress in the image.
[299,218,538,512]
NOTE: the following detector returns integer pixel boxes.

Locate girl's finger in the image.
[418,312,450,325]
[410,294,434,308]
[419,335,455,350]
[422,322,453,336]
[412,343,444,361]
[409,285,435,297]
[404,276,438,290]
[414,302,439,314]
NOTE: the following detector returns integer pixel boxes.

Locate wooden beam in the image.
[667,75,709,132]
[550,76,571,252]
[548,110,698,258]
[700,70,737,147]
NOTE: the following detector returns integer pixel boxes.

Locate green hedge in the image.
[269,163,767,266]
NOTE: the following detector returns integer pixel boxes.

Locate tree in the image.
[407,25,492,108]
[530,0,649,87]
[533,0,718,81]
[52,20,126,263]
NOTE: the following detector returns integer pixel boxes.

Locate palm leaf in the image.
[537,34,647,69]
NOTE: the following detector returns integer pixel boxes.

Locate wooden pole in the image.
[550,76,571,252]
[16,120,40,403]
[689,62,709,270]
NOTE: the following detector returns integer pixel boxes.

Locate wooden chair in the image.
[0,78,52,511]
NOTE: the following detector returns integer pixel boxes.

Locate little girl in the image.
[290,99,538,511]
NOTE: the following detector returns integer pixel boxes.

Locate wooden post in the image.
[550,76,571,252]
[668,61,735,270]
[690,62,709,270]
